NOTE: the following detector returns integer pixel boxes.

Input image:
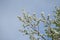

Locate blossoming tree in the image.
[17,7,60,40]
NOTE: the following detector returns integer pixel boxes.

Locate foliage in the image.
[52,7,60,40]
[17,7,60,40]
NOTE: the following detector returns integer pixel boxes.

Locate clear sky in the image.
[0,0,60,40]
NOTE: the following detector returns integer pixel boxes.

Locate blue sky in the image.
[0,0,60,40]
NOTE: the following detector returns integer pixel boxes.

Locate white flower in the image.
[48,14,50,16]
[54,30,59,34]
[41,11,44,15]
[49,19,52,21]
